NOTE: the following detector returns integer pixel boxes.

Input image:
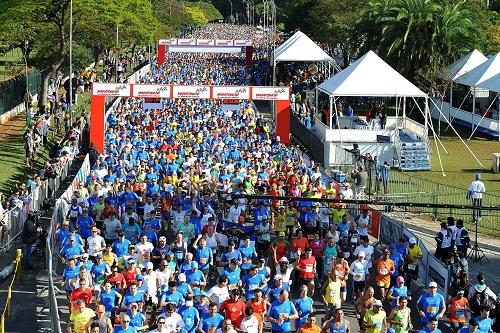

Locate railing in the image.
[387,172,500,231]
[0,249,22,333]
[393,126,402,168]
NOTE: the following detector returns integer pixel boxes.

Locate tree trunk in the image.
[93,46,102,70]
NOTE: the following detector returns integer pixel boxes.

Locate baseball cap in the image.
[279,257,288,263]
[129,302,138,309]
[118,231,124,237]
[191,261,199,269]
[457,289,465,295]
[91,226,98,232]
[136,274,143,281]
[96,253,103,259]
[358,251,366,258]
[373,299,383,307]
[96,304,105,313]
[146,262,154,270]
[230,258,238,265]
[396,276,405,284]
[429,281,438,288]
[178,273,187,282]
[274,274,283,280]
[409,237,417,244]
[278,231,286,237]
[62,220,69,226]
[128,258,136,265]
[383,248,390,254]
[82,253,89,258]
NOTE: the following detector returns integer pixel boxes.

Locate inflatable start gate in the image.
[90,83,291,153]
[157,38,254,68]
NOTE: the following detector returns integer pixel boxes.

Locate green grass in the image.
[412,120,500,196]
[0,48,25,82]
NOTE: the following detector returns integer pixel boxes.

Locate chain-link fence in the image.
[0,69,47,115]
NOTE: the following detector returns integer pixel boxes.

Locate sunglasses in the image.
[158,322,166,325]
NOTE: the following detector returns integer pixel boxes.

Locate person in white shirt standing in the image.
[136,234,154,269]
[240,307,259,333]
[467,173,485,221]
[349,251,370,300]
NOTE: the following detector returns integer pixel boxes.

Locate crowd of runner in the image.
[54,25,496,333]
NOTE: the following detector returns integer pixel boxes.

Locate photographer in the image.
[21,212,39,270]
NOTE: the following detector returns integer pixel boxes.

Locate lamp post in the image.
[227,0,233,23]
[22,40,30,123]
[69,0,73,125]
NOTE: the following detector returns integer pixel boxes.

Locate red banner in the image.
[361,204,381,239]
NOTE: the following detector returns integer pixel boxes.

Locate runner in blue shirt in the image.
[179,296,200,333]
[416,282,446,326]
[91,254,111,287]
[77,208,94,239]
[99,281,122,320]
[122,217,141,244]
[242,265,266,300]
[62,258,80,292]
[223,259,241,289]
[193,237,213,277]
[112,233,131,258]
[418,318,442,333]
[476,306,493,333]
[186,262,206,296]
[199,302,224,333]
[60,237,85,262]
[221,242,242,267]
[458,318,479,333]
[160,281,185,308]
[238,236,257,274]
[267,290,299,332]
[267,275,290,304]
[294,285,314,330]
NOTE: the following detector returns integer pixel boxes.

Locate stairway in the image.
[398,129,431,171]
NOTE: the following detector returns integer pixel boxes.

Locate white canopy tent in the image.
[272,31,335,85]
[317,50,427,132]
[316,50,485,172]
[450,53,500,138]
[443,49,487,81]
[478,73,500,92]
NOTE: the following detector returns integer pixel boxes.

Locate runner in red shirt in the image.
[220,289,246,327]
[105,266,127,292]
[295,248,316,296]
[69,278,93,312]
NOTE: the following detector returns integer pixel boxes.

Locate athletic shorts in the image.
[376,280,390,289]
[299,277,314,286]
[353,280,366,293]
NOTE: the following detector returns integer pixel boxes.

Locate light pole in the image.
[69,0,73,125]
[22,40,30,122]
[227,0,233,23]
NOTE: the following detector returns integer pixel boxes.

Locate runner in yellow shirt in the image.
[363,300,387,333]
[68,300,95,333]
[405,237,423,285]
[273,207,288,235]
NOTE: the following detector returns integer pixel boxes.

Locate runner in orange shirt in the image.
[448,290,470,331]
[299,314,321,333]
[374,248,395,300]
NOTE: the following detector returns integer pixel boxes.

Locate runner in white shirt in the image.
[87,227,106,260]
[144,262,160,305]
[353,239,374,267]
[156,259,172,287]
[240,307,259,333]
[206,276,230,306]
[135,234,154,268]
[349,251,370,299]
[157,303,185,331]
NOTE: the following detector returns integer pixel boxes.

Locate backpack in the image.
[470,289,494,314]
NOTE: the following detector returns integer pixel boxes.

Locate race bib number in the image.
[287,216,294,222]
[278,222,285,228]
[305,264,314,273]
[379,267,388,275]
[350,236,358,244]
[257,215,262,221]
[249,284,258,290]
[427,306,437,314]
[336,271,344,278]
[208,328,216,333]
[456,309,465,318]
[408,264,416,270]
[200,258,207,264]
[185,318,193,326]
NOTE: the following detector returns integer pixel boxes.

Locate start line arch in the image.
[90,83,291,153]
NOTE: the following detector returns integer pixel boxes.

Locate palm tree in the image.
[357,0,482,84]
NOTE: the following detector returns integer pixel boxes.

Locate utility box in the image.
[493,153,500,174]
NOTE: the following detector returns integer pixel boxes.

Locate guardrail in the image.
[0,249,22,333]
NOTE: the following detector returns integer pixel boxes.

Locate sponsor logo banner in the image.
[196,39,215,46]
[251,87,290,101]
[234,39,252,46]
[92,83,130,96]
[132,84,171,98]
[158,39,177,46]
[215,39,234,46]
[172,85,211,99]
[212,86,250,100]
[177,38,196,46]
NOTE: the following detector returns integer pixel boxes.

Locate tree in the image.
[356,0,483,89]
[306,0,368,67]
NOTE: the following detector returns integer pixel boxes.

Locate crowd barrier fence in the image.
[44,61,150,333]
[372,213,451,299]
[0,249,22,333]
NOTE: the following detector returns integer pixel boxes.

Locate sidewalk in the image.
[386,210,500,293]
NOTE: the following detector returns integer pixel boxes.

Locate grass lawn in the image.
[411,120,500,196]
[0,48,25,82]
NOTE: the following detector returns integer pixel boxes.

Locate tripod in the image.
[467,215,488,263]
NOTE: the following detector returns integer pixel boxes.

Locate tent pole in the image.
[329,95,333,129]
[413,97,446,176]
[413,97,448,153]
[315,87,319,117]
[428,97,485,168]
[395,96,399,128]
[471,89,476,132]
[273,59,276,86]
[445,90,471,131]
[403,97,407,124]
[468,92,499,140]
[333,96,343,145]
